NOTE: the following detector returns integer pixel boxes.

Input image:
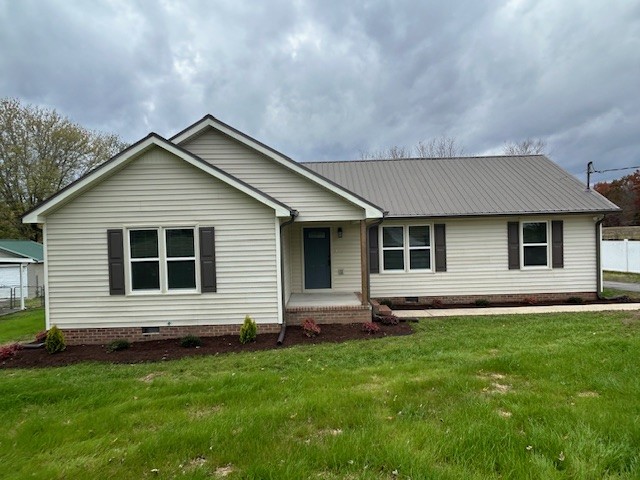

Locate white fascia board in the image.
[0,258,35,264]
[23,135,292,223]
[173,118,385,219]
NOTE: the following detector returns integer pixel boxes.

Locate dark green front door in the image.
[304,227,331,289]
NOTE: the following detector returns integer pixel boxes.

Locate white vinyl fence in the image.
[602,239,640,273]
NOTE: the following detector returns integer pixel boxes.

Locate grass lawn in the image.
[603,270,640,284]
[0,307,45,344]
[1,312,639,479]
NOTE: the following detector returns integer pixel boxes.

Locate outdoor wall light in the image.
[337,227,343,238]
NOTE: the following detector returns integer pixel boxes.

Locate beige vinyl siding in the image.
[289,222,362,293]
[282,222,292,303]
[45,147,279,329]
[371,215,597,297]
[183,129,365,222]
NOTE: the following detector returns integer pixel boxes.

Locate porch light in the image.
[337,227,343,238]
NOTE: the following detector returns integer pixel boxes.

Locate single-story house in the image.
[23,115,619,344]
[0,240,44,306]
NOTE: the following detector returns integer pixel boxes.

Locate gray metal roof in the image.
[303,155,619,218]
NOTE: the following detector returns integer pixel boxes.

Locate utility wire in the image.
[592,165,640,174]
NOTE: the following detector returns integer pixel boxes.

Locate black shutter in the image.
[199,227,217,292]
[507,222,520,270]
[551,220,564,268]
[434,224,447,272]
[107,229,125,295]
[368,225,379,274]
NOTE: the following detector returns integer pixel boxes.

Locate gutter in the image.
[595,216,604,299]
[277,210,298,345]
[366,212,388,304]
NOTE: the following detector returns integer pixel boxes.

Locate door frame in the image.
[301,226,333,292]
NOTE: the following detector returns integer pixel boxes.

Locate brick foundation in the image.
[286,305,372,325]
[62,323,281,346]
[376,292,598,307]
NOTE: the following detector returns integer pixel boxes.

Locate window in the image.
[382,226,404,270]
[381,225,431,272]
[522,222,548,267]
[128,228,197,292]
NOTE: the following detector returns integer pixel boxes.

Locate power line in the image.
[592,165,640,174]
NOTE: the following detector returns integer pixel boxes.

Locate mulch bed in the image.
[1,322,413,369]
[392,297,636,310]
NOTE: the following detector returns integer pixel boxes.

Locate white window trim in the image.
[127,226,200,295]
[520,220,550,269]
[380,225,433,273]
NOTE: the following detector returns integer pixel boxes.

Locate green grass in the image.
[603,270,640,284]
[0,307,44,344]
[2,312,640,479]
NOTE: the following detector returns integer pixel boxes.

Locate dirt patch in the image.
[1,322,413,369]
[577,391,600,398]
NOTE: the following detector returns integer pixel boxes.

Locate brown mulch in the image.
[1,322,413,369]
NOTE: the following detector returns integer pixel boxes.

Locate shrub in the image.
[45,325,66,354]
[180,335,202,348]
[567,296,585,304]
[475,299,490,307]
[379,298,393,308]
[35,330,48,343]
[0,343,22,361]
[239,315,257,344]
[378,314,400,326]
[106,339,131,353]
[302,318,321,337]
[362,322,380,334]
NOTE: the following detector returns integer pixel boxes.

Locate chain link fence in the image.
[0,285,45,313]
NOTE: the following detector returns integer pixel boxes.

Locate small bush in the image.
[239,315,257,344]
[362,322,380,334]
[475,299,490,307]
[378,314,400,326]
[302,318,321,337]
[180,335,202,348]
[379,298,393,308]
[106,339,131,353]
[0,343,22,361]
[45,325,66,354]
[431,299,444,309]
[567,296,585,304]
[35,330,48,343]
[522,297,537,306]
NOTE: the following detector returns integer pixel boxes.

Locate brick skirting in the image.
[376,292,598,307]
[286,305,372,325]
[61,323,281,346]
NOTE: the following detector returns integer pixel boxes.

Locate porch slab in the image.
[287,292,362,308]
[285,292,371,325]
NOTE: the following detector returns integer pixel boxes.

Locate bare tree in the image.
[359,145,412,160]
[415,136,464,158]
[360,136,465,160]
[0,98,128,240]
[503,138,546,155]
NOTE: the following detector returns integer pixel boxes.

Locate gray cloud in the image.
[1,0,638,183]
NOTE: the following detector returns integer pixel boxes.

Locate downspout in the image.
[277,210,298,345]
[595,216,604,299]
[366,212,388,304]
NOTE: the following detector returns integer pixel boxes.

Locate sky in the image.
[1,0,639,184]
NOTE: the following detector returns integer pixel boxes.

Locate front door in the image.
[303,227,331,289]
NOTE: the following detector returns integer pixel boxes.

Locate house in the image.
[0,240,44,307]
[23,115,619,344]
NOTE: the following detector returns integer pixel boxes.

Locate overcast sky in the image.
[1,0,639,183]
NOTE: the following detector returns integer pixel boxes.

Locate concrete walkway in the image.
[394,302,640,318]
[604,281,640,293]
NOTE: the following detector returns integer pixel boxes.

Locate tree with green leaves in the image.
[0,98,128,240]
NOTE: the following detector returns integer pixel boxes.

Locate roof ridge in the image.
[301,154,546,164]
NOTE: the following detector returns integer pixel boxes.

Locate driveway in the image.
[604,281,640,293]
